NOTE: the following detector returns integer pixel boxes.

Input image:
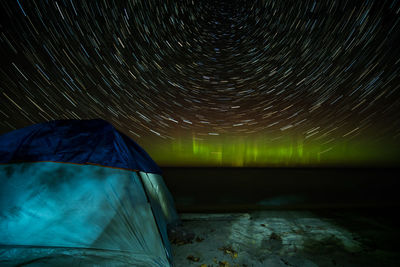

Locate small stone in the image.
[270,232,282,241]
[187,255,200,262]
[196,236,205,242]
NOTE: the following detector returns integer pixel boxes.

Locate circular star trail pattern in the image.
[0,0,400,166]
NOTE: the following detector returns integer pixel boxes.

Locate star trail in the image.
[1,0,400,166]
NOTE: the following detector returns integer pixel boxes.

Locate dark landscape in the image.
[163,167,400,211]
[164,167,400,266]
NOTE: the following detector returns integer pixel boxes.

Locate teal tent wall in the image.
[0,120,179,266]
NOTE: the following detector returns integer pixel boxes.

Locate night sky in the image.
[1,0,400,166]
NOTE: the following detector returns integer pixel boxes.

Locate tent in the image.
[0,119,179,266]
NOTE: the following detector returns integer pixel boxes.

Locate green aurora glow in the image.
[141,135,400,167]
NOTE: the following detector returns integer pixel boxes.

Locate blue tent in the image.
[0,119,179,266]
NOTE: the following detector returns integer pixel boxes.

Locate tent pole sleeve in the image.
[136,171,173,266]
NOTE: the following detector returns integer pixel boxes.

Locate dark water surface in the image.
[162,167,400,212]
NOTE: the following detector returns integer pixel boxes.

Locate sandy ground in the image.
[171,211,400,267]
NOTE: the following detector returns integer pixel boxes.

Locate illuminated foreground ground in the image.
[172,211,400,267]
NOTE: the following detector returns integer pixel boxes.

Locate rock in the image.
[168,225,195,245]
[196,236,205,242]
[186,255,200,262]
[219,245,238,258]
[270,232,282,241]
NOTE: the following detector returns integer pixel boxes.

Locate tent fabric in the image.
[0,119,162,174]
[140,172,180,226]
[140,172,180,252]
[0,120,179,266]
[0,162,171,266]
[0,247,168,266]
